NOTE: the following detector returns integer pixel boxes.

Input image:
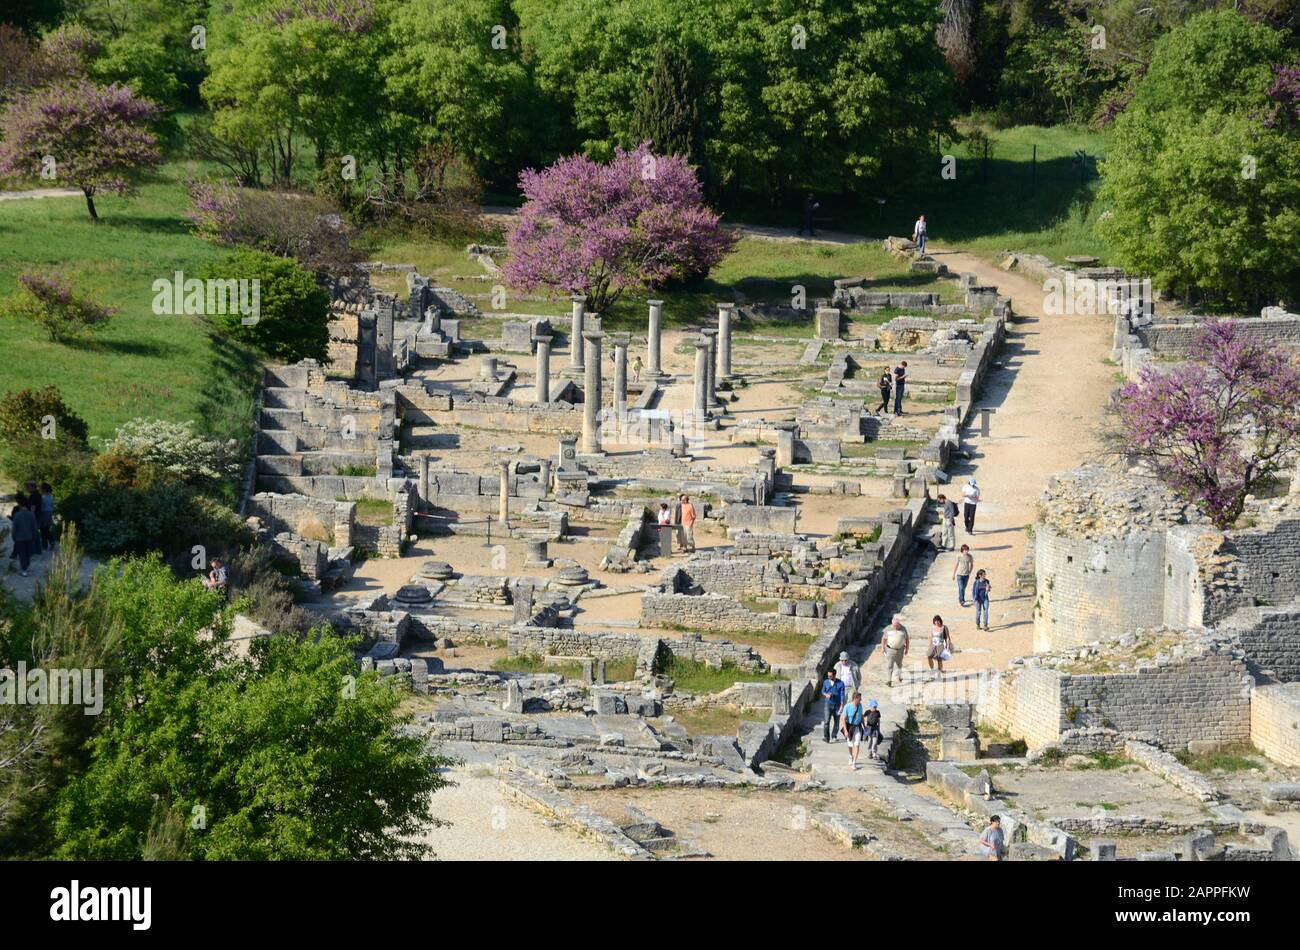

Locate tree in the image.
[503,143,736,313]
[198,249,331,362]
[1114,319,1300,529]
[629,45,703,167]
[0,79,161,220]
[1098,10,1300,308]
[48,555,450,860]
[4,271,115,342]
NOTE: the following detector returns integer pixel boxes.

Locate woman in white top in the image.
[927,614,953,674]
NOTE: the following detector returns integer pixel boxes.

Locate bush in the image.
[102,417,242,490]
[3,272,115,343]
[0,385,88,448]
[68,479,252,559]
[198,249,330,362]
[224,547,319,636]
[185,181,361,277]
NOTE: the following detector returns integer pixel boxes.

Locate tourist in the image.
[834,650,859,695]
[880,616,909,687]
[677,493,697,553]
[961,477,981,533]
[864,699,883,760]
[204,556,229,595]
[926,615,953,674]
[977,816,1004,861]
[953,544,974,606]
[10,500,38,577]
[821,669,844,743]
[912,213,928,255]
[799,193,820,237]
[841,691,865,769]
[37,482,55,552]
[892,360,907,415]
[631,354,643,383]
[875,368,892,415]
[657,502,672,526]
[937,492,957,551]
[972,569,992,630]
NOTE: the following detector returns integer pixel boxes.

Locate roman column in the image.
[419,455,430,509]
[534,334,552,404]
[581,330,604,454]
[569,295,586,370]
[612,333,630,421]
[717,303,734,379]
[692,336,710,425]
[498,461,510,527]
[646,299,664,377]
[538,458,552,497]
[702,328,721,410]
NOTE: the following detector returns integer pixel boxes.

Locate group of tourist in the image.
[7,481,56,577]
[938,478,992,631]
[875,361,909,416]
[655,493,698,555]
[820,652,884,769]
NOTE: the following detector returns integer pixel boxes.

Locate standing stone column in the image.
[538,458,551,497]
[776,424,797,468]
[717,303,734,379]
[534,334,552,404]
[569,295,587,370]
[419,455,430,510]
[702,328,721,410]
[498,461,510,527]
[581,331,604,455]
[612,333,630,421]
[692,336,710,425]
[646,299,664,377]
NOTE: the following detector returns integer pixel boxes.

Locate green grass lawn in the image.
[661,656,773,693]
[0,162,261,448]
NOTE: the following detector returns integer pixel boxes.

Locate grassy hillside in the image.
[0,163,261,445]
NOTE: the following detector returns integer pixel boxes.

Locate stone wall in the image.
[248,492,355,548]
[1251,682,1300,767]
[978,665,1063,749]
[505,627,767,673]
[640,590,824,638]
[1220,605,1300,682]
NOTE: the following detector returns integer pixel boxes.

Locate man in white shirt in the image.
[879,617,909,687]
[961,477,981,534]
[912,214,927,254]
[833,651,859,696]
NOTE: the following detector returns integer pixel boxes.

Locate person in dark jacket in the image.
[876,370,892,415]
[10,501,39,576]
[37,482,55,551]
[799,194,820,237]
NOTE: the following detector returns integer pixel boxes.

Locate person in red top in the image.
[677,493,697,553]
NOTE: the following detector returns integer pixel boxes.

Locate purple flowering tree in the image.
[1265,62,1300,132]
[0,80,162,220]
[1115,319,1300,529]
[503,143,736,314]
[6,271,116,342]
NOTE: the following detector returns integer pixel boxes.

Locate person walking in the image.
[977,816,1004,861]
[821,669,845,743]
[961,477,981,534]
[926,615,953,674]
[799,193,820,237]
[677,493,697,553]
[972,569,992,630]
[864,699,883,760]
[834,650,859,696]
[10,500,38,577]
[954,544,974,607]
[875,368,892,415]
[880,616,909,687]
[892,360,907,415]
[937,493,957,551]
[841,691,865,770]
[912,213,928,255]
[37,482,55,552]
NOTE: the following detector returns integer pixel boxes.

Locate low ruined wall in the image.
[508,627,644,661]
[1251,683,1300,767]
[978,665,1063,749]
[1220,605,1300,682]
[1136,313,1300,355]
[249,492,354,548]
[641,591,823,638]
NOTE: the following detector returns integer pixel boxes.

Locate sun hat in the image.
[867,699,878,708]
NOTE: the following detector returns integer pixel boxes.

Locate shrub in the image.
[198,249,330,362]
[69,480,252,558]
[224,547,318,636]
[3,272,115,342]
[0,385,88,448]
[102,417,242,489]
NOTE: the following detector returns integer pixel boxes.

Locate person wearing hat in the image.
[961,477,981,534]
[864,699,883,760]
[833,650,859,696]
